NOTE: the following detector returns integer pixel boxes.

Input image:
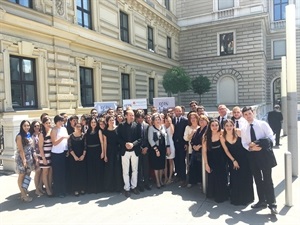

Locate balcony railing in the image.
[218,8,234,19]
[271,20,286,30]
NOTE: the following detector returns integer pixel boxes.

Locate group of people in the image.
[14,101,281,215]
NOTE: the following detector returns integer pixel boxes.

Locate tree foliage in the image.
[162,66,191,95]
[191,75,211,103]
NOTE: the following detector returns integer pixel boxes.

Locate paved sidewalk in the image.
[0,123,299,225]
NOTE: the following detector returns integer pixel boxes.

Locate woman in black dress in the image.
[202,119,228,203]
[148,113,170,188]
[85,118,105,193]
[68,123,87,196]
[220,119,254,205]
[103,115,123,192]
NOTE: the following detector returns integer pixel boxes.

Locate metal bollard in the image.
[285,151,293,206]
[202,155,206,194]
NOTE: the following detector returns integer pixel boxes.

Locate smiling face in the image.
[22,121,30,133]
[210,121,220,132]
[224,120,234,132]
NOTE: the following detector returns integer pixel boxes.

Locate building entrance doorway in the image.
[273,78,281,106]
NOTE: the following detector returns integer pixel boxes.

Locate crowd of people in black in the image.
[14,101,279,214]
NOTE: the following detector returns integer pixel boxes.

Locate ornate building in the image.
[177,0,300,111]
[0,0,179,170]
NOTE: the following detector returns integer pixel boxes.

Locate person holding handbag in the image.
[15,120,35,202]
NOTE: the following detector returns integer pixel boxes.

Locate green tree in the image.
[191,75,211,103]
[162,66,191,96]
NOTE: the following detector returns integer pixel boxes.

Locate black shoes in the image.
[270,207,278,215]
[124,190,131,198]
[251,201,267,209]
[131,188,140,195]
[138,186,145,192]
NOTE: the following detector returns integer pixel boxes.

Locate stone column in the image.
[0,115,29,171]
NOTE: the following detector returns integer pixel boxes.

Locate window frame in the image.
[148,26,154,51]
[149,78,155,105]
[167,36,172,58]
[79,67,94,107]
[120,11,129,43]
[121,73,130,100]
[273,0,288,21]
[272,39,286,60]
[165,0,170,10]
[76,0,92,29]
[10,55,37,109]
[9,0,33,8]
[218,0,234,10]
[217,31,236,56]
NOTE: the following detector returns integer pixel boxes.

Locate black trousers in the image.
[138,152,150,188]
[273,128,281,146]
[51,152,66,196]
[252,167,276,208]
[174,143,186,181]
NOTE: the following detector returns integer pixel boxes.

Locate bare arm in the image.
[16,135,26,167]
[202,138,211,173]
[99,129,105,159]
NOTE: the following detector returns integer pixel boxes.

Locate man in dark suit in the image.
[117,109,142,197]
[173,106,188,186]
[216,104,231,129]
[136,110,152,192]
[241,106,277,215]
[267,105,283,146]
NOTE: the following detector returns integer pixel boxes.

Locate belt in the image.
[87,144,100,147]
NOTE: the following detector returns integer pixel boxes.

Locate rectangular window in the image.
[121,73,130,100]
[148,26,154,51]
[219,32,234,56]
[218,0,234,10]
[274,0,288,21]
[167,36,172,58]
[77,0,92,29]
[273,40,286,59]
[120,11,129,43]
[80,67,94,107]
[10,56,37,109]
[9,0,33,8]
[165,0,170,10]
[149,78,155,105]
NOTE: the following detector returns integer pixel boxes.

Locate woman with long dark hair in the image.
[220,119,254,205]
[85,117,105,193]
[68,123,87,196]
[38,117,53,196]
[29,120,43,196]
[103,115,123,192]
[202,119,228,203]
[15,120,35,202]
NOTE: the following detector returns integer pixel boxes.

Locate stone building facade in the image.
[177,0,300,111]
[0,0,179,170]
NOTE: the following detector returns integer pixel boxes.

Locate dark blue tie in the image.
[250,124,256,142]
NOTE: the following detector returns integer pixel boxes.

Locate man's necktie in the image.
[250,124,256,142]
[221,117,224,129]
[236,120,239,128]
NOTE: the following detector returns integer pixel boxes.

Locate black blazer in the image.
[117,121,142,156]
[267,110,283,130]
[172,117,188,146]
[216,115,232,128]
[138,122,150,150]
[248,137,277,170]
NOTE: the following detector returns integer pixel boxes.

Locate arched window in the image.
[217,75,237,104]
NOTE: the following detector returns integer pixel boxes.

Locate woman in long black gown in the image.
[85,118,105,194]
[202,119,228,203]
[220,119,254,205]
[103,115,123,192]
[68,123,86,196]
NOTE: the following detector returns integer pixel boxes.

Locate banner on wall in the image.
[153,97,175,113]
[122,98,147,110]
[94,101,118,114]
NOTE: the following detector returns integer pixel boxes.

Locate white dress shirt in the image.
[234,117,247,130]
[241,119,275,151]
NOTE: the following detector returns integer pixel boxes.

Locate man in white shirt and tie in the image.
[241,106,277,215]
[231,106,247,129]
